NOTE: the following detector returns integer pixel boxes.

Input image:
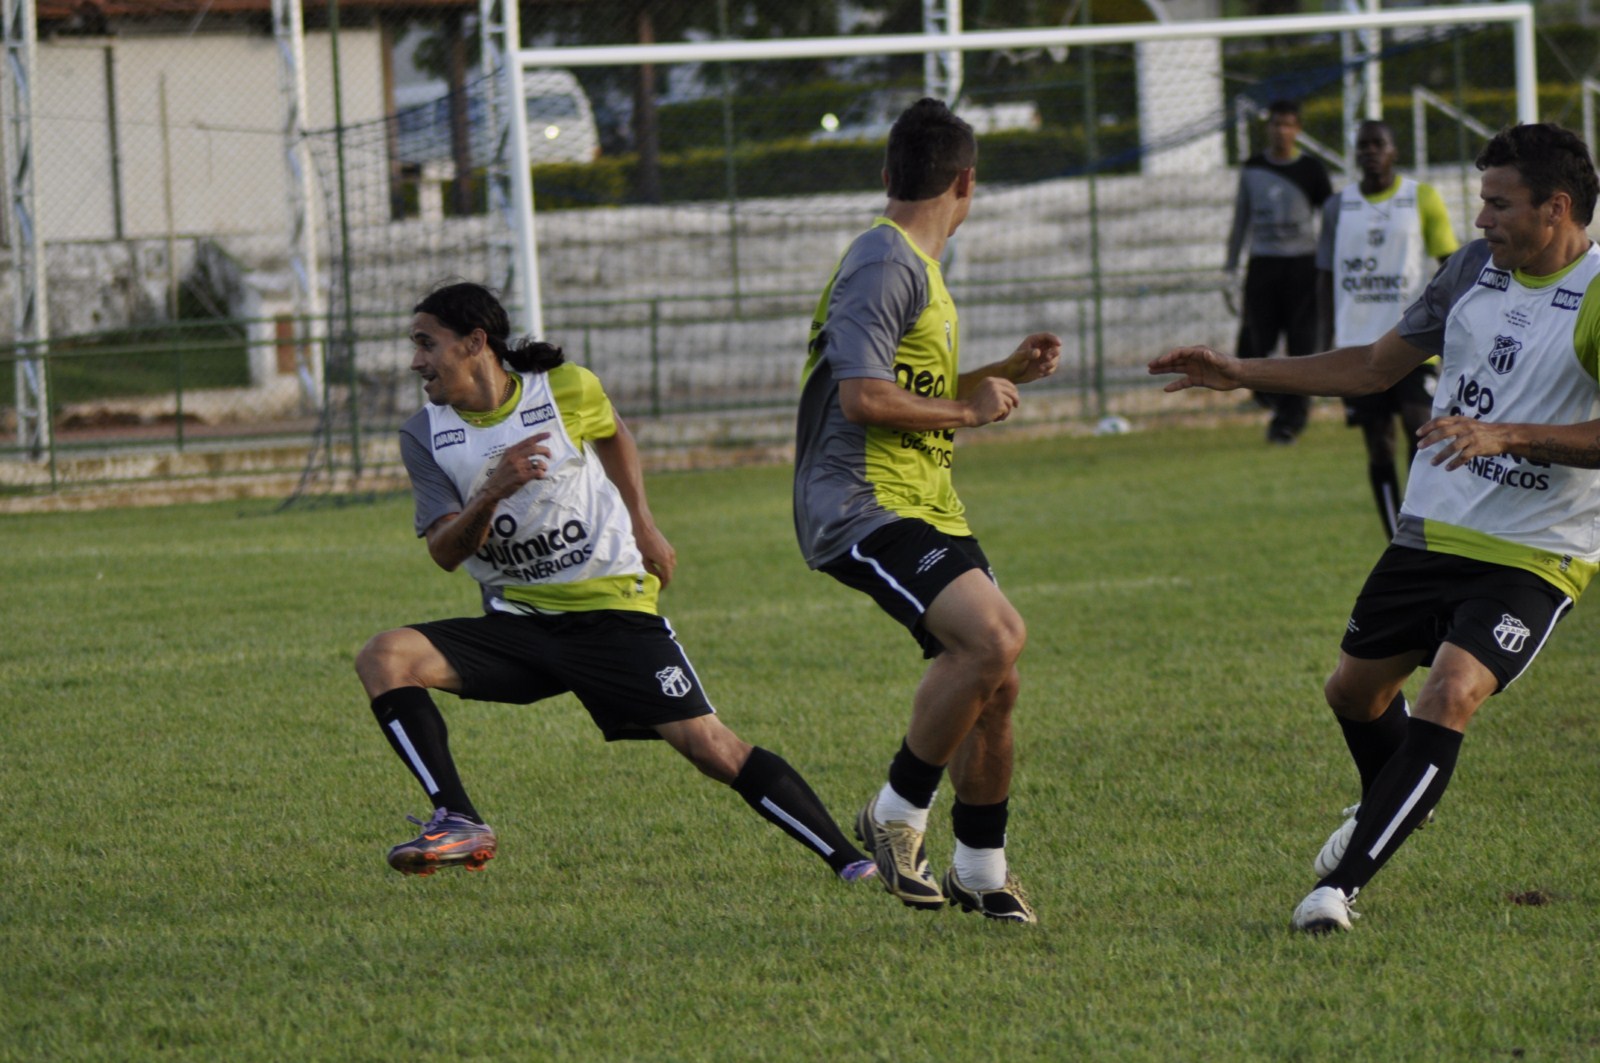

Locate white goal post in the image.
[486,3,1536,337]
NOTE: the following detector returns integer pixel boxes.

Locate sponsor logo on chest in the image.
[1552,288,1582,312]
[521,402,556,427]
[433,428,467,449]
[1478,268,1511,292]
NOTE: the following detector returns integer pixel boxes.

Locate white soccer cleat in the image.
[1313,802,1434,879]
[1313,803,1361,879]
[1292,885,1360,934]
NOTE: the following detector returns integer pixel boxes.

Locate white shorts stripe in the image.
[388,718,439,795]
[1503,595,1573,688]
[1366,763,1438,860]
[850,543,926,614]
[760,796,834,857]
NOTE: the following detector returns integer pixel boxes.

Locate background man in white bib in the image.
[1317,120,1460,537]
[1150,124,1600,934]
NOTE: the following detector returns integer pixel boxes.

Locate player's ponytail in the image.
[414,280,566,375]
[501,336,565,373]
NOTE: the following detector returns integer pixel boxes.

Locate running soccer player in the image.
[794,98,1062,923]
[1317,119,1460,536]
[1151,123,1600,932]
[355,282,876,886]
[1225,99,1334,443]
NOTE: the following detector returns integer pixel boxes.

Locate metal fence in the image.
[0,1,1576,505]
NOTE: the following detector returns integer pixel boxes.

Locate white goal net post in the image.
[483,3,1536,338]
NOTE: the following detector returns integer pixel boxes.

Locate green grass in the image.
[4,420,1599,1061]
[2,325,251,409]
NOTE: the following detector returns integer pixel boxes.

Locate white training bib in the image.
[422,372,647,611]
[1331,177,1431,346]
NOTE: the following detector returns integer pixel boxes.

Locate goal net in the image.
[284,3,1536,506]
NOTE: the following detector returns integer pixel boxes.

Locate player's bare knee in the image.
[966,613,1026,675]
[354,630,399,683]
[1415,678,1487,730]
[355,629,424,693]
[1323,671,1391,721]
[663,718,749,783]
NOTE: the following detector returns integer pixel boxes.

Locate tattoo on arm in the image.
[1525,433,1600,469]
[449,507,494,553]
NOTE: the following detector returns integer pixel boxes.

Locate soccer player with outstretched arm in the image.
[1151,123,1600,933]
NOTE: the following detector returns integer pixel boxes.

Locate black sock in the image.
[1368,460,1402,538]
[1321,717,1462,895]
[730,747,868,872]
[370,687,481,823]
[951,797,1009,850]
[1336,691,1411,798]
[887,738,944,809]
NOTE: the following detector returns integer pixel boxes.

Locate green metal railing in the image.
[2,269,1226,495]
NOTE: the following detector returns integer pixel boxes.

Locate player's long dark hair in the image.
[414,281,565,374]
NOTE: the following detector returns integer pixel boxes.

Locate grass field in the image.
[4,419,1598,1062]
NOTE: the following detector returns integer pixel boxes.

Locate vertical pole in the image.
[1584,79,1598,166]
[1452,34,1470,238]
[716,0,741,318]
[482,0,542,336]
[1512,8,1537,125]
[3,0,50,456]
[1081,6,1106,419]
[328,0,361,476]
[649,299,660,417]
[923,0,962,103]
[1411,88,1426,174]
[272,0,324,406]
[103,45,124,240]
[1363,0,1382,121]
[159,74,179,320]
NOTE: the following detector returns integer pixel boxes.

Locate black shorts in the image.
[1341,544,1573,691]
[1344,364,1436,426]
[410,610,714,741]
[819,518,994,659]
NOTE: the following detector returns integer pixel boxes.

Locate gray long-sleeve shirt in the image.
[1225,151,1333,269]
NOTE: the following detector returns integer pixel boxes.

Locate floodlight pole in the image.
[481,0,542,338]
[4,0,49,458]
[272,0,325,407]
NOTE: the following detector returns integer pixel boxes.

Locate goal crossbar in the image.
[515,5,1533,92]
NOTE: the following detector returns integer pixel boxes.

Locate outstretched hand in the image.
[1147,346,1244,393]
[1005,333,1063,384]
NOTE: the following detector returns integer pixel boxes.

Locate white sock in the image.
[875,782,932,832]
[953,842,1007,891]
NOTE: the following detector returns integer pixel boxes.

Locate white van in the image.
[394,68,600,166]
[521,68,600,165]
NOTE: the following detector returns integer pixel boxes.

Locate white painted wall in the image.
[30,28,385,242]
